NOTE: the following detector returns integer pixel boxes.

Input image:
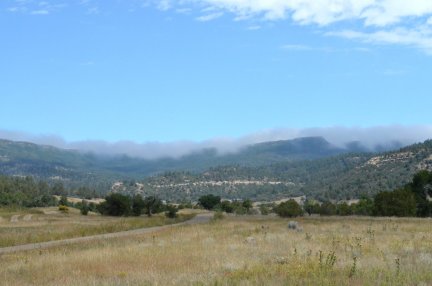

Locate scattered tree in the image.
[274,199,303,218]
[97,193,131,216]
[319,201,337,216]
[143,196,163,217]
[165,204,178,218]
[80,199,89,215]
[132,194,145,216]
[373,188,416,217]
[198,194,221,210]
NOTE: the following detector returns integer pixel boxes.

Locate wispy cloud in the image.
[6,0,67,15]
[280,44,370,53]
[247,25,261,31]
[153,0,432,54]
[1,125,432,159]
[281,44,336,52]
[30,9,49,15]
[196,12,223,22]
[5,0,432,53]
[160,0,432,26]
[327,27,432,54]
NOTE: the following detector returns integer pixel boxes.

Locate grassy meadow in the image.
[1,214,432,285]
[0,207,194,247]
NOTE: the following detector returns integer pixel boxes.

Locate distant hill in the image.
[1,137,425,201]
[0,136,362,181]
[126,140,432,202]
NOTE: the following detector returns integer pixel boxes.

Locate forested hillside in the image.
[1,138,431,201]
[0,137,372,188]
[127,140,432,201]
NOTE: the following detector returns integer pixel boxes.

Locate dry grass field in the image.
[0,207,194,247]
[1,214,432,285]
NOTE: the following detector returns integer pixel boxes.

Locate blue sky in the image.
[1,0,432,154]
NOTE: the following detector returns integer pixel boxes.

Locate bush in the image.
[336,202,353,216]
[80,200,89,215]
[58,195,68,206]
[304,200,321,215]
[132,195,145,216]
[143,196,163,217]
[351,197,374,216]
[259,205,270,215]
[274,199,303,218]
[373,188,416,217]
[165,204,178,218]
[198,194,221,210]
[220,201,235,213]
[242,199,253,212]
[213,211,225,220]
[58,205,69,213]
[319,201,337,216]
[98,193,131,216]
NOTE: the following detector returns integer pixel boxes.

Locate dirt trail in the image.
[0,213,212,255]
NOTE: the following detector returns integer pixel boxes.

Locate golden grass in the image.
[0,207,193,247]
[1,215,432,285]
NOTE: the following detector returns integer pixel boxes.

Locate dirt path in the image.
[0,213,212,255]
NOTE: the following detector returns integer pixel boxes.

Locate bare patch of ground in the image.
[23,214,32,221]
[10,215,20,223]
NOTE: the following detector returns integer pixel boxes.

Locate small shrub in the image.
[165,204,178,218]
[198,194,221,210]
[213,211,225,220]
[80,200,89,215]
[259,205,270,215]
[349,256,357,278]
[275,200,303,218]
[58,195,68,206]
[58,205,69,213]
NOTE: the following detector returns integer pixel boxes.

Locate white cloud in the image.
[166,0,432,27]
[281,44,336,52]
[30,9,49,15]
[157,0,172,11]
[196,11,223,21]
[155,0,432,53]
[327,27,432,53]
[1,125,432,159]
[6,0,67,15]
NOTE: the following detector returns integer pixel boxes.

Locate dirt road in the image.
[0,213,212,255]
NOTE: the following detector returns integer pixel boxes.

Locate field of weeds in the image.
[1,215,432,285]
[0,207,194,247]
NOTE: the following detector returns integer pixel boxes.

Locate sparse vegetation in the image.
[274,199,303,217]
[0,207,193,247]
[198,194,221,210]
[1,215,431,285]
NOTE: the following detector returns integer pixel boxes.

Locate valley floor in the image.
[0,207,195,248]
[1,214,432,285]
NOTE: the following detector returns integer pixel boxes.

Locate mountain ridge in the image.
[1,136,428,201]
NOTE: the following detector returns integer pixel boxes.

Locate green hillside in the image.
[130,140,432,201]
[1,137,430,202]
[0,137,357,184]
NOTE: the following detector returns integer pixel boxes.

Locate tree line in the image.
[197,171,432,218]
